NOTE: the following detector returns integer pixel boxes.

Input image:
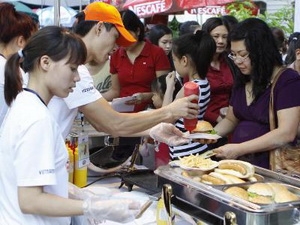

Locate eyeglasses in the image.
[228,53,249,63]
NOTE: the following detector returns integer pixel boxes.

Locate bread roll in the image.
[224,186,249,201]
[201,174,226,185]
[268,183,300,203]
[247,183,274,204]
[191,121,213,133]
[216,160,255,178]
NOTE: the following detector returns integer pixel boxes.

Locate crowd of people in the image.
[0,1,300,224]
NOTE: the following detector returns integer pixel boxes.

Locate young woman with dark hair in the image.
[164,30,216,159]
[102,9,171,112]
[147,24,175,70]
[0,2,38,126]
[210,18,300,169]
[0,25,141,224]
[201,17,237,127]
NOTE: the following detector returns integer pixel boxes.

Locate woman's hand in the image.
[213,144,241,159]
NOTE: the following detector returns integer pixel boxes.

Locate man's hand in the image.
[167,95,199,121]
[149,123,189,146]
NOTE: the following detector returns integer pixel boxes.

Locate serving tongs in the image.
[162,184,174,225]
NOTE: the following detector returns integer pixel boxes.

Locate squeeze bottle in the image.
[68,146,74,183]
[183,81,199,131]
[74,148,87,188]
[156,184,175,225]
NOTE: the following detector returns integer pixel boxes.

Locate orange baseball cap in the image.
[84,2,136,47]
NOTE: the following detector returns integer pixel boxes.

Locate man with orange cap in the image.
[47,3,198,223]
[48,2,199,145]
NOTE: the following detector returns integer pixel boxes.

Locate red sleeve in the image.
[109,49,120,74]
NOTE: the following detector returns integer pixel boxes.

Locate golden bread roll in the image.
[268,183,300,203]
[247,183,274,204]
[216,160,255,178]
[224,186,249,201]
[191,121,213,133]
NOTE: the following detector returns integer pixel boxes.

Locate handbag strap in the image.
[269,67,288,130]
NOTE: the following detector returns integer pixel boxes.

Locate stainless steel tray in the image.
[155,165,300,225]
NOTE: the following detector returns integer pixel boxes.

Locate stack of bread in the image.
[225,182,300,204]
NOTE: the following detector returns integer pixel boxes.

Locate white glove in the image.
[149,123,189,146]
[68,182,95,200]
[83,195,140,223]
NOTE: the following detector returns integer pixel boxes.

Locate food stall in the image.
[85,150,300,224]
[75,121,300,225]
[153,157,300,225]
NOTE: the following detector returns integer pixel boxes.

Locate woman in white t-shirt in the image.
[0,2,37,126]
[0,26,140,225]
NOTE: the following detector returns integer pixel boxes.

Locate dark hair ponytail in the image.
[172,30,216,79]
[4,26,87,106]
[4,53,23,106]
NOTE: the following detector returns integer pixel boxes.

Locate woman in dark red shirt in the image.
[202,17,237,127]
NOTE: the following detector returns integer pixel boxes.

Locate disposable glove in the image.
[83,195,140,223]
[149,122,189,146]
[68,182,95,200]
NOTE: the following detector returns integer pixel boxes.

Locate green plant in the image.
[226,0,255,21]
[168,16,180,38]
[257,7,294,35]
[226,0,294,36]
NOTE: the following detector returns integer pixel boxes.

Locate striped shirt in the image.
[170,79,210,159]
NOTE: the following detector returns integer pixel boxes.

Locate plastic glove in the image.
[68,182,95,200]
[149,122,189,146]
[83,195,140,223]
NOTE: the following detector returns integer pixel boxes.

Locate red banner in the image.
[123,0,234,18]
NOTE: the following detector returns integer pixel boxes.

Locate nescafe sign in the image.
[128,1,167,17]
[188,6,226,15]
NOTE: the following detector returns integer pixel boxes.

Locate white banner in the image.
[295,0,300,32]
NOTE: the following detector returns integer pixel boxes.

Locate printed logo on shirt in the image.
[82,86,94,93]
[81,81,97,94]
[39,169,55,175]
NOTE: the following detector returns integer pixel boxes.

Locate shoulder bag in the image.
[269,67,300,176]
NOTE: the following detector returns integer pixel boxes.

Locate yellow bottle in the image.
[68,147,74,183]
[73,148,87,188]
[156,184,175,225]
[156,197,168,225]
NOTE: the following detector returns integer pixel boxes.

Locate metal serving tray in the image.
[155,165,300,225]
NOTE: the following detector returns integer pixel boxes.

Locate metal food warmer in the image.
[154,165,300,225]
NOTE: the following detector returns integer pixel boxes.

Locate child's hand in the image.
[125,93,143,105]
[165,71,176,90]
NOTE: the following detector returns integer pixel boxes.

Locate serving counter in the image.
[155,165,300,225]
[74,123,300,225]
